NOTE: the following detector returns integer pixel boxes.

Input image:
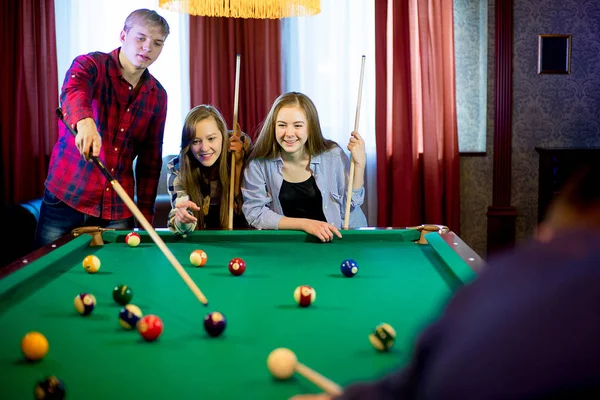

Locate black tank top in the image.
[279,175,327,222]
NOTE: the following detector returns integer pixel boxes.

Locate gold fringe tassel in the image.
[159,0,321,19]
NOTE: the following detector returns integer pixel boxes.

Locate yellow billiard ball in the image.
[82,255,101,274]
[21,331,49,361]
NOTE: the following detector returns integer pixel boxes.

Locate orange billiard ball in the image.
[21,331,49,361]
[190,250,208,267]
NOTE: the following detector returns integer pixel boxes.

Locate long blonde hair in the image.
[248,92,337,161]
[178,105,231,229]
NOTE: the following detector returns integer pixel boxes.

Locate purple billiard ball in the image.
[204,311,227,337]
[341,259,359,277]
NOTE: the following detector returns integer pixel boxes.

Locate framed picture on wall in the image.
[538,34,572,74]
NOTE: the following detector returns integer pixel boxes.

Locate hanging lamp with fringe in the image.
[158,0,321,19]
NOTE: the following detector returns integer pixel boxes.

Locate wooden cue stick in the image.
[55,108,209,306]
[343,55,366,229]
[296,362,343,396]
[229,54,241,230]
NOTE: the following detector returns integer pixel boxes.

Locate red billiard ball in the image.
[137,315,163,341]
[228,258,246,276]
[125,232,141,247]
[203,311,227,337]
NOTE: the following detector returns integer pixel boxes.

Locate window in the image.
[54,0,189,157]
[454,0,488,153]
[281,0,377,224]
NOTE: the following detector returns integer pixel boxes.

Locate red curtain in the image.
[189,17,282,140]
[375,0,460,232]
[0,0,58,205]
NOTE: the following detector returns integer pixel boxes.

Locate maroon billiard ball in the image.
[228,258,246,276]
[204,311,226,337]
[294,285,316,307]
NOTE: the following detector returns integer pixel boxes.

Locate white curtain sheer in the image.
[53,0,377,223]
[281,0,377,225]
[54,0,189,157]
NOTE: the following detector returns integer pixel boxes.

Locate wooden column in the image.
[487,0,517,255]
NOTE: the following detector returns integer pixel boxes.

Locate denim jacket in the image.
[242,146,367,230]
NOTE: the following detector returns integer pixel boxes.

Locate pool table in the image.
[0,228,483,399]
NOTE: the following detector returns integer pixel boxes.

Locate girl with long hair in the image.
[167,105,251,234]
[242,92,367,242]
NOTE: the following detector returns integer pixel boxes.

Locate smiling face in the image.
[119,23,165,70]
[275,106,309,157]
[190,118,223,167]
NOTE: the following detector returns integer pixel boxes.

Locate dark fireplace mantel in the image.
[535,147,600,222]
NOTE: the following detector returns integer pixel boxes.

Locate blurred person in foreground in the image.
[293,162,600,400]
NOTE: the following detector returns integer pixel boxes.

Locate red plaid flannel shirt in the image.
[45,48,167,224]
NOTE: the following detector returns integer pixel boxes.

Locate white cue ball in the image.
[267,348,297,380]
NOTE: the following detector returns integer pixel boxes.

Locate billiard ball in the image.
[21,331,49,361]
[294,285,316,307]
[112,284,133,305]
[119,304,143,330]
[82,255,101,274]
[138,315,163,341]
[125,232,141,247]
[340,259,359,277]
[369,323,396,351]
[34,376,66,400]
[228,257,246,276]
[267,348,298,380]
[190,250,208,267]
[73,293,96,316]
[203,311,227,337]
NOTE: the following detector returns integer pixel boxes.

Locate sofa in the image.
[1,155,176,268]
[153,154,177,229]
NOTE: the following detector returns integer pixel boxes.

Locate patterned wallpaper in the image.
[457,0,495,258]
[512,0,600,243]
[458,0,600,258]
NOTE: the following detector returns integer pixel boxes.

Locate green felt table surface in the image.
[0,229,478,399]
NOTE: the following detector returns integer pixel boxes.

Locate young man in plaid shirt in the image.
[35,9,169,247]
